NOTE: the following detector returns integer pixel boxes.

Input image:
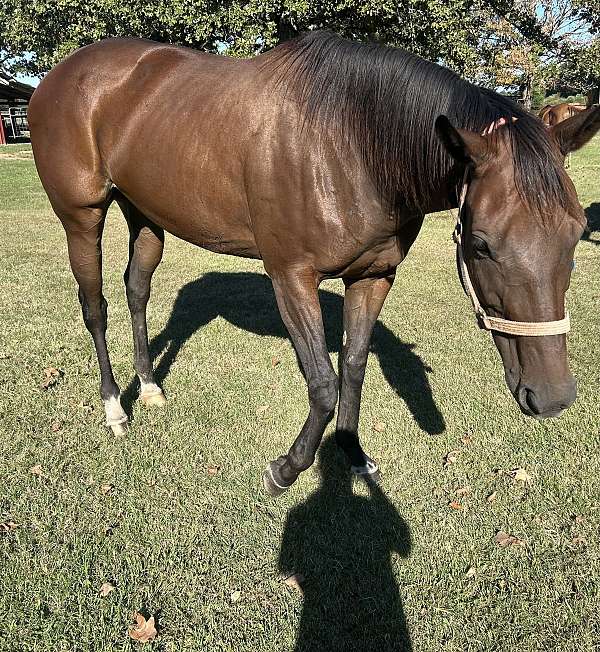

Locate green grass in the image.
[1,138,599,652]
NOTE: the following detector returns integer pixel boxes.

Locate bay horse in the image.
[28,32,600,495]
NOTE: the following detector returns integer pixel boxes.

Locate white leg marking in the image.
[139,380,163,398]
[139,379,166,406]
[104,396,127,427]
[350,459,379,476]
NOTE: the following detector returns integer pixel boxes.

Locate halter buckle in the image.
[452,222,461,245]
[476,308,492,331]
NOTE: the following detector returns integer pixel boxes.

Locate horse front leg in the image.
[263,268,338,496]
[335,274,395,482]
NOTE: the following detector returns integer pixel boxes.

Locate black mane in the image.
[265,31,571,220]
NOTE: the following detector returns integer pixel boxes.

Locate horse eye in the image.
[471,235,490,259]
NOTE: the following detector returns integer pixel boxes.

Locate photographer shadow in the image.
[279,436,412,652]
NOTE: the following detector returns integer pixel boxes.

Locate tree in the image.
[475,0,594,108]
[0,0,486,76]
[556,37,600,103]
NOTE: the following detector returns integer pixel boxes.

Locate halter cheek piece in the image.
[453,169,571,337]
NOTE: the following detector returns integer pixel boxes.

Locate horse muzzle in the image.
[515,379,577,419]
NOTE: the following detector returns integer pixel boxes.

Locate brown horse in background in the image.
[538,102,591,169]
[28,32,600,495]
[539,102,588,126]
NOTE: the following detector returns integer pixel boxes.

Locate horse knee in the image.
[79,291,108,334]
[309,373,338,418]
[125,279,150,313]
[342,351,369,388]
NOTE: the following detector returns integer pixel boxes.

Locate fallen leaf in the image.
[486,491,498,503]
[465,566,477,579]
[571,535,586,547]
[100,483,113,495]
[230,590,242,603]
[206,465,220,476]
[99,582,115,597]
[509,467,532,485]
[41,367,63,390]
[461,435,473,446]
[271,357,281,367]
[283,573,305,594]
[495,531,524,547]
[444,450,459,467]
[255,404,269,415]
[128,613,157,643]
[449,500,463,510]
[0,520,18,533]
[572,514,585,525]
[30,464,44,477]
[51,421,62,432]
[372,421,386,433]
[455,486,471,497]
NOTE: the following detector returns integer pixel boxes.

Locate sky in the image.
[16,73,40,87]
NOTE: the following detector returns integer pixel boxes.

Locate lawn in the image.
[0,137,599,652]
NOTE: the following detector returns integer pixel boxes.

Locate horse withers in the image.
[28,32,600,495]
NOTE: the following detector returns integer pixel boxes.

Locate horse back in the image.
[30,39,403,276]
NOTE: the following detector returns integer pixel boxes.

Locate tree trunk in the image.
[522,75,533,111]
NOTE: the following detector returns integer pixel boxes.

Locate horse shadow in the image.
[279,435,413,651]
[582,202,600,245]
[122,271,445,435]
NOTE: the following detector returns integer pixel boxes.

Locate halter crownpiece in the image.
[454,163,571,338]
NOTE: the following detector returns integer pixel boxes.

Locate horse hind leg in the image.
[115,194,166,406]
[61,205,128,435]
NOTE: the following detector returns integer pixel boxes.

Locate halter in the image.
[453,168,571,337]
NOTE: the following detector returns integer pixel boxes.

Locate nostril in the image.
[524,388,540,414]
[518,385,540,415]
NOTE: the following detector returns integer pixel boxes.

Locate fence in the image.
[0,106,29,142]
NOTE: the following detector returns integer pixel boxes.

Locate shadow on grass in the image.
[582,202,600,245]
[123,271,444,435]
[279,436,412,651]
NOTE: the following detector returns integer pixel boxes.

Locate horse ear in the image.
[550,106,600,156]
[435,115,486,164]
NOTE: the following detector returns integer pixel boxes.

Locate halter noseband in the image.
[453,168,571,337]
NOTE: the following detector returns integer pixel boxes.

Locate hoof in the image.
[140,390,167,407]
[262,462,292,498]
[351,459,381,486]
[109,420,128,437]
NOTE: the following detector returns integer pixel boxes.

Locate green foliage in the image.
[0,0,486,76]
[531,83,548,109]
[0,1,598,96]
[557,38,600,93]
